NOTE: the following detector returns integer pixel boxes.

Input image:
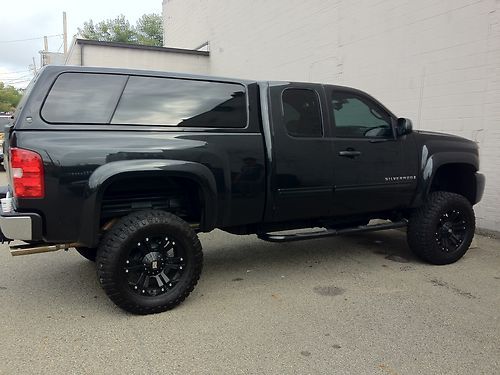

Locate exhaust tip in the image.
[9,242,79,256]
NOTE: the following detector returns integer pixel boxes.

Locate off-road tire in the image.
[75,247,97,262]
[408,191,475,265]
[96,210,203,314]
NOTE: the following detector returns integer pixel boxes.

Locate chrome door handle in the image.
[338,150,361,158]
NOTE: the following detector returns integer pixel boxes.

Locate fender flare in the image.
[79,159,218,247]
[412,148,479,206]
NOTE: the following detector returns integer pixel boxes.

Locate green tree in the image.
[77,13,163,47]
[136,14,163,46]
[0,82,22,113]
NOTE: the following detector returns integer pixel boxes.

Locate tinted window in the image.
[282,89,322,137]
[42,73,127,123]
[112,76,247,127]
[331,92,392,138]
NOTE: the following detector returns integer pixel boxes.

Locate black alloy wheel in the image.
[124,234,187,297]
[97,210,203,314]
[408,191,475,265]
[435,209,468,253]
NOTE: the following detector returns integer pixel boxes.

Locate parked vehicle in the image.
[0,115,9,168]
[0,66,485,314]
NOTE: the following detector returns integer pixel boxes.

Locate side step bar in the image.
[257,220,407,243]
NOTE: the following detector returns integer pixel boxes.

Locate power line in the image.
[1,78,33,84]
[56,40,64,53]
[0,34,62,44]
[0,80,32,86]
[0,70,31,75]
[0,81,32,87]
[1,73,34,81]
[2,74,33,80]
[1,72,33,78]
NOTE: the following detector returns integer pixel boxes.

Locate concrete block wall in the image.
[163,0,500,231]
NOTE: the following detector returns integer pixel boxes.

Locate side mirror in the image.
[396,118,413,136]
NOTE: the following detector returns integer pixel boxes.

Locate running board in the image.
[257,220,407,243]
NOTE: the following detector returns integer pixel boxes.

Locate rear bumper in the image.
[474,172,485,204]
[0,186,43,241]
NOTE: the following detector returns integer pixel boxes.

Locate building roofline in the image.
[74,38,210,56]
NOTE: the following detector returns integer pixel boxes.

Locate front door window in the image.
[331,93,392,138]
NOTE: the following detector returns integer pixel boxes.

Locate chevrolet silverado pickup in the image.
[0,66,485,314]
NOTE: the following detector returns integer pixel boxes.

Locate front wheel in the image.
[96,210,203,314]
[407,192,475,265]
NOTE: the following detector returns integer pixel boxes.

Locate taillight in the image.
[10,147,45,198]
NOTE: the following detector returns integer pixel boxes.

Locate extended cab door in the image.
[326,86,418,216]
[268,83,334,222]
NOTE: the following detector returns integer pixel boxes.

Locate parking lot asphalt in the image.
[0,173,499,374]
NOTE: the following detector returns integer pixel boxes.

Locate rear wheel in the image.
[96,210,203,314]
[408,191,475,265]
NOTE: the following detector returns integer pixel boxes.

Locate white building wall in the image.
[64,41,81,66]
[65,41,210,75]
[164,0,500,232]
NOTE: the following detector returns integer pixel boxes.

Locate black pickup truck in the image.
[0,66,485,314]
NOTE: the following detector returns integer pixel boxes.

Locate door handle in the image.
[338,149,361,158]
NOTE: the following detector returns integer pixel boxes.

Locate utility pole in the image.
[31,57,37,75]
[63,11,68,54]
[42,35,49,66]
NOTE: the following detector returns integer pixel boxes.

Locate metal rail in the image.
[257,220,407,243]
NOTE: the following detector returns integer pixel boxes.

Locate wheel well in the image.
[100,175,202,226]
[430,163,476,204]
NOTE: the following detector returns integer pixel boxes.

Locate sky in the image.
[0,0,162,88]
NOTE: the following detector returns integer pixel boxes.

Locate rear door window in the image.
[41,73,127,124]
[282,88,323,137]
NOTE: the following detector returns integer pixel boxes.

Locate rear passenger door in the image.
[268,83,334,222]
